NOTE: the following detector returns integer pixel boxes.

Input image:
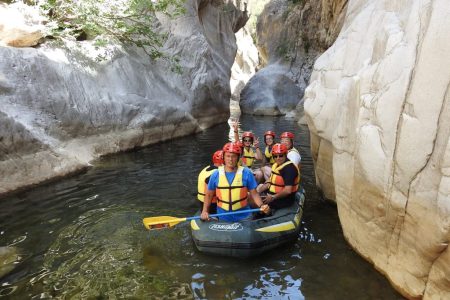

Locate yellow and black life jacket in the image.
[216,166,248,211]
[268,161,299,194]
[265,146,275,165]
[197,165,218,203]
[240,147,255,167]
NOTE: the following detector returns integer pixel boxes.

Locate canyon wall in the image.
[240,0,347,118]
[304,0,450,298]
[0,0,247,195]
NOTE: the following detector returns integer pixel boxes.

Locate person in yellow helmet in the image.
[196,150,224,213]
[200,142,270,222]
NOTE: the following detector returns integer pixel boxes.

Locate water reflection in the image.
[0,116,403,299]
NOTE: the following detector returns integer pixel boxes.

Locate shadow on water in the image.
[0,115,403,299]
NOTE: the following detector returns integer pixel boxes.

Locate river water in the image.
[0,115,402,299]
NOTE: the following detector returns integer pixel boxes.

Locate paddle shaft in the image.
[143,208,263,230]
[186,207,262,221]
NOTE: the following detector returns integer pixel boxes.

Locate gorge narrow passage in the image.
[0,116,402,299]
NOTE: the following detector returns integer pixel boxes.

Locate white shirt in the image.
[287,149,301,167]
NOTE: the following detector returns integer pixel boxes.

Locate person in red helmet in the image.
[201,142,270,222]
[232,121,262,168]
[196,150,224,213]
[260,130,277,181]
[258,143,300,209]
[280,131,301,170]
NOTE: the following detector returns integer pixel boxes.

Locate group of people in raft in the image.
[197,121,301,222]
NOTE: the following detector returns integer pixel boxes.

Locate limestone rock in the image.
[240,63,302,116]
[239,0,347,117]
[304,0,450,298]
[0,3,44,47]
[0,0,247,195]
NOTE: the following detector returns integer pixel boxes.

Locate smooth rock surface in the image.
[240,0,347,118]
[240,63,302,116]
[0,0,247,195]
[304,0,450,298]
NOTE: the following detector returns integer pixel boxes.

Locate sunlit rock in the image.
[0,3,44,47]
[230,26,258,103]
[0,0,247,195]
[304,0,450,298]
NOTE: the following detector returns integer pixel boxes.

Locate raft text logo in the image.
[209,223,243,231]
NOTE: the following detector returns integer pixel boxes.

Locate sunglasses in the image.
[243,138,252,142]
[273,154,285,158]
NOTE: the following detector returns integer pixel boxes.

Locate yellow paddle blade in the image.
[142,216,187,230]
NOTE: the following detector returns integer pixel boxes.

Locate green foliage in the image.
[37,0,186,64]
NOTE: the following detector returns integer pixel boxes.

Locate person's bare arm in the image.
[200,189,215,220]
[232,120,240,142]
[263,185,293,204]
[254,137,263,160]
[249,189,270,214]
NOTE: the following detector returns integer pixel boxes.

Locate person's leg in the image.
[262,166,272,182]
[253,169,264,183]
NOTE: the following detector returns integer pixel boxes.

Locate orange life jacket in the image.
[216,166,248,211]
[268,161,299,194]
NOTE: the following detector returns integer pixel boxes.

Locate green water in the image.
[0,116,403,299]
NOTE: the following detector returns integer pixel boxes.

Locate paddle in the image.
[143,208,262,230]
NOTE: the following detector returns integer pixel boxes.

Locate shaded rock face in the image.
[240,0,347,118]
[304,0,450,298]
[0,0,247,195]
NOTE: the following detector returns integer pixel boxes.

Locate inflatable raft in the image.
[190,190,305,257]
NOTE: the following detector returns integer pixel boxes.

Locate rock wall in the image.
[0,0,247,196]
[240,0,347,118]
[304,0,450,298]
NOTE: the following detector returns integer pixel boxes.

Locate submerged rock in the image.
[0,246,20,279]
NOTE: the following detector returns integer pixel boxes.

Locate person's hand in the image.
[263,194,274,204]
[200,211,210,221]
[232,119,239,132]
[254,137,260,148]
[260,204,270,214]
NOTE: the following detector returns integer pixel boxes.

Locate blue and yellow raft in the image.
[190,190,305,258]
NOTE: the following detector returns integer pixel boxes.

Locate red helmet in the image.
[223,142,242,155]
[242,131,254,140]
[212,150,224,165]
[264,131,276,138]
[272,143,287,155]
[280,132,295,139]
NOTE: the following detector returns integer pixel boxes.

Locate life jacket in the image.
[216,166,248,211]
[268,160,299,194]
[265,146,275,165]
[240,147,255,167]
[197,165,218,203]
